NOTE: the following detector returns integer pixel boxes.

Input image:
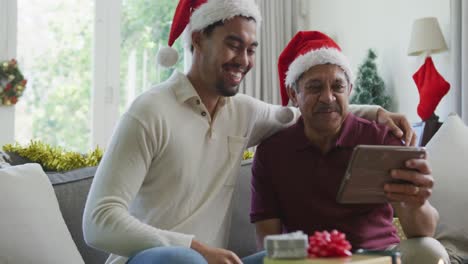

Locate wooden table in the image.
[264,255,392,264]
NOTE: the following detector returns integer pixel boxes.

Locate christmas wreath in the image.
[0,59,27,105]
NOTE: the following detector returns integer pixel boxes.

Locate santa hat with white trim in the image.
[157,0,262,68]
[278,31,354,106]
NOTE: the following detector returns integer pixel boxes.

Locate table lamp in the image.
[408,17,450,121]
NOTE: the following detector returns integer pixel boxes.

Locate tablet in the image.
[336,145,426,204]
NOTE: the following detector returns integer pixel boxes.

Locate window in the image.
[8,0,184,152]
[16,0,94,152]
[120,0,184,113]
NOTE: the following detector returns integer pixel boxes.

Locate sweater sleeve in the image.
[247,100,380,147]
[349,104,381,121]
[83,113,193,257]
[246,98,299,148]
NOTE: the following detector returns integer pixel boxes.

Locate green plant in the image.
[350,49,392,110]
[3,140,103,172]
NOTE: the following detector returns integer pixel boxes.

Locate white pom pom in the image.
[157,46,179,68]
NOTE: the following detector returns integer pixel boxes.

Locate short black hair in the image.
[190,16,256,52]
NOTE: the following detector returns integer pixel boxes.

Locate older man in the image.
[250,31,449,264]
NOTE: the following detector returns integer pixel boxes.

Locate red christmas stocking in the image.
[412,57,450,120]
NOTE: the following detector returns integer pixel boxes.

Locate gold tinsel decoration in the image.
[243,150,254,160]
[3,140,103,172]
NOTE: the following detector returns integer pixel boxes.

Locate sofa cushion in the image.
[426,113,468,261]
[0,150,11,168]
[0,164,84,264]
[47,166,108,264]
[4,150,33,166]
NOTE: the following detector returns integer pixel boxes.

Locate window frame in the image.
[0,0,16,60]
[0,0,17,146]
[93,0,121,148]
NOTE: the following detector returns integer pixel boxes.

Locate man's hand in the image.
[385,157,439,237]
[191,240,242,264]
[384,158,433,208]
[377,108,417,146]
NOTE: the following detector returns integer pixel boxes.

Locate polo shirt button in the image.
[201,111,207,116]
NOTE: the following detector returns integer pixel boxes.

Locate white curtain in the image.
[240,0,305,105]
[451,0,468,124]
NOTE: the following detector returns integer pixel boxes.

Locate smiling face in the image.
[288,64,352,135]
[194,16,258,97]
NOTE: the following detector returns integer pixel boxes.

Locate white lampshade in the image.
[408,17,448,56]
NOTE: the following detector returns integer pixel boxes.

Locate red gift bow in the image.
[308,230,352,258]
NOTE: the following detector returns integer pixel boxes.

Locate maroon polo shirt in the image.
[250,113,402,250]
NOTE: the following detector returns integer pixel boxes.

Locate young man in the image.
[83,1,415,263]
[250,31,449,264]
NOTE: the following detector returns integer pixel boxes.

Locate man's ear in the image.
[287,86,299,107]
[348,83,353,96]
[192,31,203,52]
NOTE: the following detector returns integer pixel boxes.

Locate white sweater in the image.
[83,71,378,264]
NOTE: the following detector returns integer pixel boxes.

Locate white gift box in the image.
[264,231,308,259]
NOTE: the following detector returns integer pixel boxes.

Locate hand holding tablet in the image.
[336,145,426,204]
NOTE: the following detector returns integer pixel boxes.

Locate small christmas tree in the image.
[350,49,392,110]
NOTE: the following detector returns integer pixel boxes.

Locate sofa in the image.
[0,114,467,264]
[0,155,258,264]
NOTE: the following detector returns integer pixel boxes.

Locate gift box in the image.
[265,231,309,259]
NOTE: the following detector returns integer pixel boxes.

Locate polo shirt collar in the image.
[171,71,230,108]
[171,71,199,104]
[292,113,359,151]
[291,117,314,151]
[335,113,360,148]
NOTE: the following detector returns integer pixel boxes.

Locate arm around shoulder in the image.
[348,104,380,121]
[243,95,299,147]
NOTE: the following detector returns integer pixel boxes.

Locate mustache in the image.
[313,103,342,113]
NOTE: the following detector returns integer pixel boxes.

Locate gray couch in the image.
[5,148,468,264]
[23,159,257,264]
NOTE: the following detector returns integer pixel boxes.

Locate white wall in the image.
[301,0,452,122]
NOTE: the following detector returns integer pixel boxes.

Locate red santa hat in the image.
[278,31,354,106]
[157,0,262,68]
